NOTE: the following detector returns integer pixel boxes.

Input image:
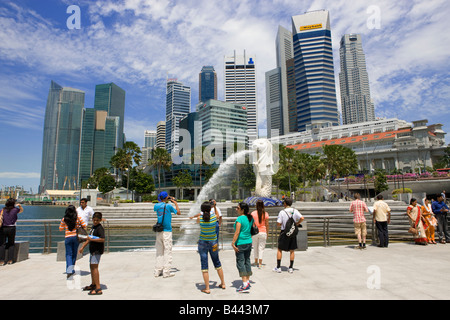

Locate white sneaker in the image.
[273,267,281,273]
[288,268,294,274]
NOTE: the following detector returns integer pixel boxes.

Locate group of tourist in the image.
[1,188,449,296]
[349,191,449,248]
[157,192,302,293]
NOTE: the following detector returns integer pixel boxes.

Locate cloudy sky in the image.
[0,0,449,193]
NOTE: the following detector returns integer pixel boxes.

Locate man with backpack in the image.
[273,198,304,274]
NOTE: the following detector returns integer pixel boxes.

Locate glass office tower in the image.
[39,81,85,192]
[199,66,218,103]
[165,79,191,154]
[78,83,124,182]
[291,10,339,131]
[339,34,375,125]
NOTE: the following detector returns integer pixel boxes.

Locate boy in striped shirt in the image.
[349,193,369,249]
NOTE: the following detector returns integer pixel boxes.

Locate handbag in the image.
[0,209,3,226]
[77,227,89,242]
[250,218,259,236]
[408,227,419,235]
[153,204,166,232]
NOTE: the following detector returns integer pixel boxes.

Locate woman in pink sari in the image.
[406,198,428,245]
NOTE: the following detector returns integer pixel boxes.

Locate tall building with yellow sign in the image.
[291,10,340,132]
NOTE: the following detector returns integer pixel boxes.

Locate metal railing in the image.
[13,213,436,254]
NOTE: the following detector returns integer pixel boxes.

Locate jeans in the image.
[375,221,389,247]
[198,240,221,272]
[235,243,252,277]
[0,226,16,262]
[65,236,79,274]
[435,213,450,241]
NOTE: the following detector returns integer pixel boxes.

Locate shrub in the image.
[392,188,413,194]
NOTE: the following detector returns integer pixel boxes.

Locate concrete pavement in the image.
[1,242,450,301]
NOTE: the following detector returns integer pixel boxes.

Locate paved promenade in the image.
[1,243,450,301]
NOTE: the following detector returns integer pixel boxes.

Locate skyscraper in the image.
[165,79,191,154]
[156,121,166,149]
[224,51,257,141]
[339,34,375,125]
[39,81,85,192]
[199,66,217,103]
[291,10,339,131]
[266,26,294,137]
[79,83,124,182]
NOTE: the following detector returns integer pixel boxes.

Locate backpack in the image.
[282,209,298,238]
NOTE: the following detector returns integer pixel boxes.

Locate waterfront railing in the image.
[14,212,430,254]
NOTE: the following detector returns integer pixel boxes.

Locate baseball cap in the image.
[158,191,169,202]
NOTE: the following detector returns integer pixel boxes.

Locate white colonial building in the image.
[272,118,447,173]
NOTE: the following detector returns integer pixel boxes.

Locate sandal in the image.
[83,285,96,291]
[201,289,210,294]
[219,284,226,290]
[88,288,103,295]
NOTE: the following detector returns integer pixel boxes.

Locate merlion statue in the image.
[252,139,275,198]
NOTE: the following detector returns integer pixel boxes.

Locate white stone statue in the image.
[252,139,275,198]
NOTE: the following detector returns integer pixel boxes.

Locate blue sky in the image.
[0,0,449,193]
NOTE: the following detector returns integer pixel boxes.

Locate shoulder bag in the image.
[153,204,167,232]
[250,218,259,236]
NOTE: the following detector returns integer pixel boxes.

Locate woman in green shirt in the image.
[231,202,253,292]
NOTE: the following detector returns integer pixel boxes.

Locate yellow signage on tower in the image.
[300,23,323,31]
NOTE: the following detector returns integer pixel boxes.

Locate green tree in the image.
[131,169,155,195]
[98,175,116,194]
[374,169,389,194]
[173,170,193,200]
[148,148,172,193]
[278,145,298,195]
[85,167,110,189]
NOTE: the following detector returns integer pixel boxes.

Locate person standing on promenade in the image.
[349,193,369,249]
[422,198,437,244]
[209,199,222,238]
[59,205,86,278]
[77,198,95,228]
[154,191,180,278]
[79,212,105,295]
[196,202,225,294]
[250,200,269,268]
[373,194,391,248]
[432,194,450,244]
[0,198,23,266]
[273,198,304,273]
[406,198,428,245]
[231,202,253,292]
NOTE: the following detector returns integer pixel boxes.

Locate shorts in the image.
[278,232,298,251]
[89,254,102,265]
[354,222,367,236]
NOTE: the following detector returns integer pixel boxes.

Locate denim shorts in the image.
[89,253,102,265]
[198,240,221,272]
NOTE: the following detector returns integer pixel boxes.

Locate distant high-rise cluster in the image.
[266,10,376,136]
[40,81,125,192]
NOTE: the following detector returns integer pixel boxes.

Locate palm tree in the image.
[148,148,172,193]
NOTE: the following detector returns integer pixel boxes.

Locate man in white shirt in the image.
[273,198,304,274]
[77,198,95,227]
[373,194,391,248]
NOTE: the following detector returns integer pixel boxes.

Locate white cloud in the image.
[0,172,40,179]
[0,0,449,139]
